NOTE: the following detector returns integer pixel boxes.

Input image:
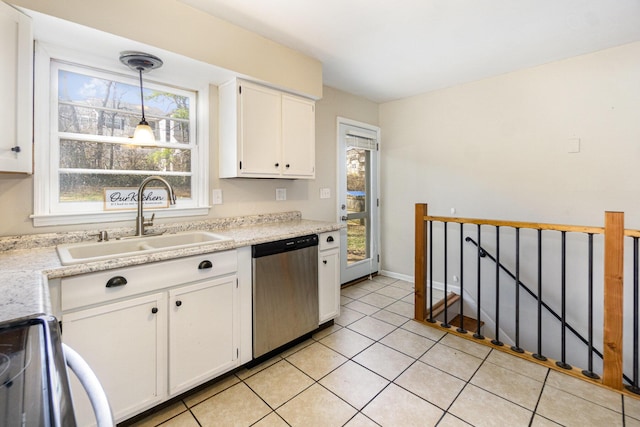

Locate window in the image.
[33,48,210,226]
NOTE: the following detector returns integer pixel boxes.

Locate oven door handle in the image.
[62,343,114,427]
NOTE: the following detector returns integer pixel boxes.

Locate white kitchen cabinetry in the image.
[169,276,238,395]
[219,79,315,179]
[59,250,245,425]
[0,2,33,173]
[318,231,340,323]
[62,292,167,425]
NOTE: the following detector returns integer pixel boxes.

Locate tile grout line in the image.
[528,369,551,427]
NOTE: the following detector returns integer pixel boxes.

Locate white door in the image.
[337,118,380,284]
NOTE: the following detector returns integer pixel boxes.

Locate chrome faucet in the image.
[135,176,176,236]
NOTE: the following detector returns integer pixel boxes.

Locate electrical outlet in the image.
[212,189,223,205]
[276,188,286,201]
[320,188,331,199]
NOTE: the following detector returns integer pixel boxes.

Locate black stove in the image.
[0,315,76,426]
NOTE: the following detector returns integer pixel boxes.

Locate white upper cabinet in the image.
[281,94,315,178]
[0,2,32,174]
[219,79,315,179]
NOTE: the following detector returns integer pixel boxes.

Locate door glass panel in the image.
[346,147,370,264]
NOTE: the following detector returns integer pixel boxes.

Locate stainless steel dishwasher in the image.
[252,234,319,358]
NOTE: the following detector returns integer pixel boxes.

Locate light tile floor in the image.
[129,275,640,427]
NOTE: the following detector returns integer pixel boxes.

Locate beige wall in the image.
[379,41,640,277]
[0,85,378,236]
[10,0,322,98]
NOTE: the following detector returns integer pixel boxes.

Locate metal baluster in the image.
[457,223,466,333]
[582,233,599,379]
[442,222,451,328]
[474,224,484,339]
[627,237,640,393]
[428,220,436,323]
[511,228,524,353]
[492,226,503,346]
[533,229,547,361]
[556,231,571,369]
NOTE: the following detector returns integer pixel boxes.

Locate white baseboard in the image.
[378,270,461,295]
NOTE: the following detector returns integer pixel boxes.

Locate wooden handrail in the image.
[423,215,605,234]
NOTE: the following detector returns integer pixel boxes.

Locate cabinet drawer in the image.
[61,250,237,311]
[319,231,340,251]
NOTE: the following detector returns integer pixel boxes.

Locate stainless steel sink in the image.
[56,231,232,265]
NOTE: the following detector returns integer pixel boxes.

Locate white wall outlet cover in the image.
[276,188,286,201]
[320,188,331,199]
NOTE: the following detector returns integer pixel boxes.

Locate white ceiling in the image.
[179,0,640,102]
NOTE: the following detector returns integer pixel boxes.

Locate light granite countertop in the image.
[0,211,341,324]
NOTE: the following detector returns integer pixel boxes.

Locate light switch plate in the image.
[320,188,331,199]
[212,189,223,205]
[568,138,580,153]
[276,188,286,201]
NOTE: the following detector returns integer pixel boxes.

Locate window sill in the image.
[31,207,211,227]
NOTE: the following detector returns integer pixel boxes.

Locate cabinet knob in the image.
[11,146,21,153]
[106,276,127,288]
[151,307,158,314]
[198,260,213,270]
[323,260,327,265]
[285,164,290,168]
[326,236,334,243]
[175,300,182,307]
[275,163,279,168]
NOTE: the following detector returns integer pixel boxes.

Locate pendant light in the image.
[119,51,163,145]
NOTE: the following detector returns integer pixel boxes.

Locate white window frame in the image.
[32,42,210,227]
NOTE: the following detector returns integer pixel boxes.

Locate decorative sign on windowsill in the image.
[103,187,170,211]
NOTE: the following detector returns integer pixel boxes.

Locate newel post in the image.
[415,203,428,321]
[603,211,624,389]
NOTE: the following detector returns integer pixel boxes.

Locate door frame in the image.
[336,117,381,285]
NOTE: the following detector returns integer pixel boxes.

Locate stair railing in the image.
[414,203,635,394]
[463,235,635,384]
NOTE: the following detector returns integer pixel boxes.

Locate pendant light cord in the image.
[138,67,147,125]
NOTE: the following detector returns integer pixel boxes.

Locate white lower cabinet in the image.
[59,250,247,426]
[63,293,168,426]
[169,276,238,395]
[318,232,341,323]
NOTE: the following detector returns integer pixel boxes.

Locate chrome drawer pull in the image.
[105,276,127,288]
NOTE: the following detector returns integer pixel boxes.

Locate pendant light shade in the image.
[133,122,155,144]
[119,51,163,145]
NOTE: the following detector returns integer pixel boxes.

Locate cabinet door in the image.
[0,2,32,173]
[169,275,238,395]
[282,94,315,178]
[238,82,281,176]
[319,249,340,323]
[62,293,167,425]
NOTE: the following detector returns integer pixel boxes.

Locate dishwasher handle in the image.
[63,343,114,427]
